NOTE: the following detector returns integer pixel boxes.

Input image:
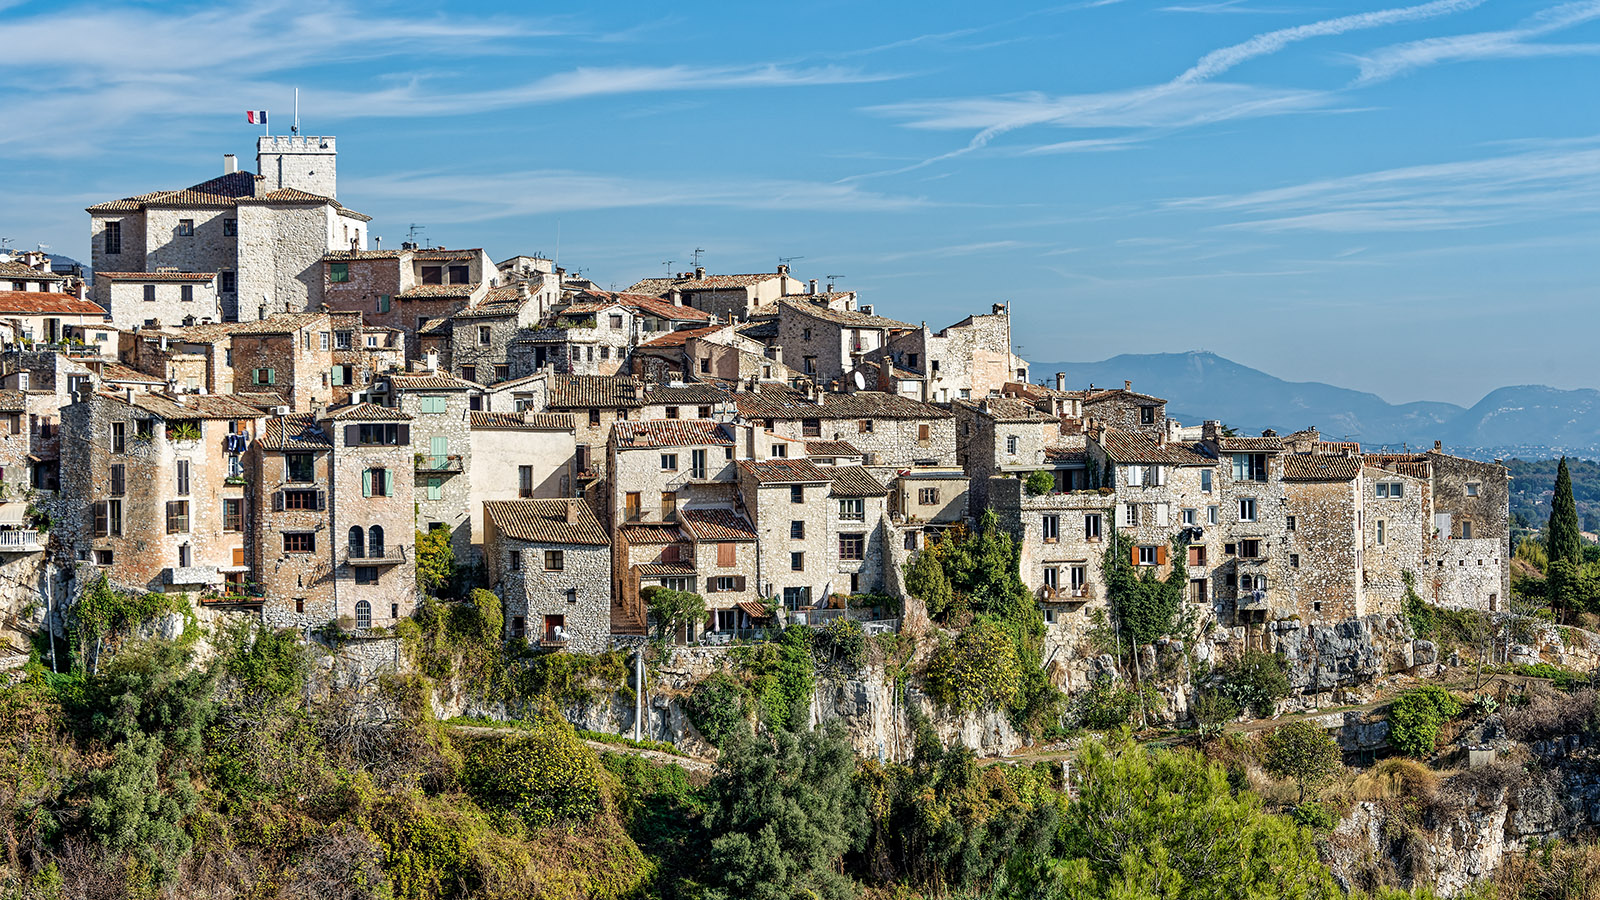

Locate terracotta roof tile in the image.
[643,383,732,405]
[547,375,642,409]
[0,390,25,412]
[738,458,832,483]
[259,414,334,449]
[1218,436,1285,452]
[1098,429,1216,465]
[956,397,1056,423]
[732,384,951,420]
[387,372,481,391]
[227,313,327,335]
[778,299,912,330]
[613,420,732,448]
[485,499,607,545]
[620,523,685,544]
[469,411,574,430]
[324,249,405,260]
[0,292,106,316]
[827,465,887,497]
[678,508,758,542]
[626,272,784,295]
[1085,388,1166,405]
[0,261,66,281]
[323,402,411,421]
[96,362,163,384]
[129,392,263,420]
[639,323,731,349]
[638,562,697,576]
[95,271,216,282]
[397,283,480,299]
[1282,455,1362,482]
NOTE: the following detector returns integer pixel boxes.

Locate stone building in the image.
[252,414,336,627]
[544,374,645,483]
[736,458,837,610]
[955,397,1085,510]
[466,411,577,553]
[776,299,912,387]
[484,498,611,652]
[226,313,338,412]
[91,271,221,329]
[606,420,739,528]
[1280,454,1365,622]
[510,291,712,378]
[867,305,1029,403]
[0,292,111,346]
[385,370,482,560]
[1083,384,1167,434]
[322,246,496,358]
[0,254,74,294]
[88,142,372,322]
[60,391,263,594]
[626,265,806,322]
[731,384,957,470]
[445,285,541,384]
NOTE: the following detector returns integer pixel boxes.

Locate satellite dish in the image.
[851,370,866,390]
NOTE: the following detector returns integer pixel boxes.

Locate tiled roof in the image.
[737,458,832,484]
[1218,436,1285,452]
[547,375,642,408]
[678,508,758,542]
[639,323,730,349]
[387,372,481,391]
[451,298,526,319]
[469,411,574,430]
[397,283,480,299]
[411,249,485,260]
[323,402,411,421]
[620,523,684,544]
[626,272,782,296]
[129,392,263,420]
[260,414,334,449]
[1085,388,1166,405]
[732,384,952,420]
[233,391,286,409]
[417,317,454,336]
[1281,455,1362,482]
[565,290,714,323]
[613,420,732,448]
[643,383,731,405]
[1044,444,1088,462]
[324,249,405,260]
[1318,441,1362,454]
[485,499,607,545]
[1365,456,1432,480]
[1098,429,1215,465]
[228,313,327,335]
[0,261,66,281]
[96,362,163,384]
[637,562,697,576]
[161,321,253,342]
[827,465,887,497]
[95,271,216,282]
[957,397,1056,423]
[0,292,107,316]
[0,390,27,412]
[736,319,778,340]
[183,171,263,199]
[778,299,912,330]
[805,440,862,457]
[779,291,853,303]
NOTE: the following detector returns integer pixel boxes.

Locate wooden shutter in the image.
[317,490,327,510]
[232,547,245,565]
[717,542,735,567]
[273,491,284,511]
[266,368,275,385]
[1156,545,1168,565]
[362,469,372,497]
[345,425,360,446]
[1130,545,1139,567]
[331,366,344,386]
[396,424,410,445]
[733,576,746,592]
[705,579,719,593]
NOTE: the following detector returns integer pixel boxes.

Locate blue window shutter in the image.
[362,468,372,498]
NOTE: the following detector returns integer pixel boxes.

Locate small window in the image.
[1140,406,1155,424]
[839,498,865,520]
[770,443,788,458]
[181,284,193,303]
[143,284,156,302]
[1238,498,1257,522]
[111,422,125,453]
[1240,539,1261,558]
[588,408,601,426]
[103,221,122,254]
[839,533,865,561]
[461,365,477,382]
[284,532,315,553]
[177,219,194,236]
[790,520,805,539]
[1006,435,1019,455]
[1084,513,1102,540]
[1286,515,1296,532]
[610,314,623,329]
[1291,553,1300,568]
[790,485,804,503]
[904,531,919,550]
[354,567,378,585]
[378,294,391,313]
[1207,505,1219,525]
[330,262,350,283]
[858,420,874,434]
[286,453,315,483]
[665,406,680,420]
[478,325,492,345]
[1466,482,1480,497]
[1042,514,1059,541]
[448,265,470,284]
[223,218,237,237]
[660,453,678,472]
[919,487,940,505]
[223,498,242,532]
[221,271,236,293]
[175,460,190,496]
[544,549,564,571]
[165,500,189,534]
[355,599,372,628]
[509,549,522,571]
[1138,545,1158,566]
[519,465,534,498]
[790,551,804,571]
[295,597,305,614]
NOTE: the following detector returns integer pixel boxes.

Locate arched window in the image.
[369,525,385,558]
[348,526,364,558]
[355,599,372,629]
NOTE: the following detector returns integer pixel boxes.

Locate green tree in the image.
[701,723,865,900]
[1548,457,1583,566]
[642,586,707,643]
[461,705,605,827]
[996,738,1337,900]
[903,548,954,616]
[1102,529,1186,646]
[925,621,1022,712]
[1262,721,1342,803]
[414,525,455,594]
[1388,686,1463,759]
[1026,470,1056,496]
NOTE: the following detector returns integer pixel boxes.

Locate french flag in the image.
[246,110,268,125]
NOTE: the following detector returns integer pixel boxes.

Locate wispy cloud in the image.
[858,0,1480,179]
[1168,138,1600,231]
[343,169,934,223]
[1353,0,1600,83]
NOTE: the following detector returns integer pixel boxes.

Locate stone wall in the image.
[1362,466,1432,617]
[1426,537,1508,612]
[99,279,222,330]
[1283,477,1362,621]
[490,536,610,654]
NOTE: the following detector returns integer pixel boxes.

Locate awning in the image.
[737,600,774,620]
[0,502,25,526]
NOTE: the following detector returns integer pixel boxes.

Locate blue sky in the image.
[2,0,1598,405]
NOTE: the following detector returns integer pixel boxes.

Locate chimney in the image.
[425,349,438,372]
[1262,429,1277,437]
[1433,440,1442,452]
[777,264,788,275]
[565,499,577,523]
[1202,420,1221,444]
[808,278,818,295]
[860,304,873,316]
[518,281,531,300]
[1124,380,1132,392]
[374,236,381,249]
[992,303,1005,315]
[223,153,237,175]
[310,399,325,419]
[1055,372,1065,391]
[694,266,706,280]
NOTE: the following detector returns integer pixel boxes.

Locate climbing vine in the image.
[1102,520,1188,647]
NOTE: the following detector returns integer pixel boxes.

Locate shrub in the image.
[812,618,867,668]
[684,671,747,747]
[1205,650,1291,720]
[924,621,1021,713]
[732,625,814,731]
[1293,801,1336,831]
[1351,757,1439,802]
[1025,469,1055,496]
[642,586,706,643]
[1072,674,1145,730]
[1262,720,1342,802]
[461,707,605,827]
[1388,686,1463,759]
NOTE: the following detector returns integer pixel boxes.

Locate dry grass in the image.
[1495,839,1600,900]
[1351,758,1440,803]
[1502,688,1598,743]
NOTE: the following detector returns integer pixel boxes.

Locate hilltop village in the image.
[0,133,1512,661]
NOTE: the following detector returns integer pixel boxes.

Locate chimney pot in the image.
[1124,380,1132,392]
[695,266,706,280]
[1055,372,1065,391]
[777,264,788,275]
[808,279,818,295]
[223,153,237,175]
[1433,440,1442,452]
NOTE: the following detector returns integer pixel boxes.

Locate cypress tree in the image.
[1548,457,1583,565]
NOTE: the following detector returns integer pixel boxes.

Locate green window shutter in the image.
[430,436,447,457]
[252,368,262,385]
[362,468,372,498]
[266,368,276,385]
[331,366,344,386]
[427,477,442,501]
[378,294,391,313]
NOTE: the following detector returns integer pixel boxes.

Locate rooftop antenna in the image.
[292,88,300,135]
[407,224,427,248]
[779,255,804,268]
[1,238,11,249]
[692,248,706,267]
[826,274,845,291]
[662,259,674,275]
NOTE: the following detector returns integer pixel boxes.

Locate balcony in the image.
[347,546,407,566]
[414,454,463,474]
[1040,583,1095,603]
[0,529,42,552]
[201,583,265,607]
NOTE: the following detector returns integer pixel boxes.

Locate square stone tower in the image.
[257,135,338,199]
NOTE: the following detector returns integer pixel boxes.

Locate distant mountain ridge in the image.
[1031,352,1600,460]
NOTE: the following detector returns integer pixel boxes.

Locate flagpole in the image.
[294,88,299,135]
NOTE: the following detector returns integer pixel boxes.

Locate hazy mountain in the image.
[1030,351,1600,459]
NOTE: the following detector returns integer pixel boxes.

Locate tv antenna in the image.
[407,224,427,248]
[779,255,804,267]
[826,274,845,290]
[692,248,706,267]
[662,259,675,275]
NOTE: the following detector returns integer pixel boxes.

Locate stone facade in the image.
[389,372,481,561]
[777,300,910,387]
[483,499,610,653]
[466,412,577,552]
[93,272,221,329]
[871,305,1028,404]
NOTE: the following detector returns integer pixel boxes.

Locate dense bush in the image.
[1070,674,1147,730]
[925,621,1022,712]
[461,708,605,827]
[813,617,868,668]
[1263,720,1343,802]
[1388,686,1464,759]
[1210,649,1292,719]
[684,671,747,747]
[1026,469,1056,496]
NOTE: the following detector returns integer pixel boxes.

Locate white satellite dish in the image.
[851,370,866,390]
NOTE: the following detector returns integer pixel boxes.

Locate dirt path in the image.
[447,722,716,775]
